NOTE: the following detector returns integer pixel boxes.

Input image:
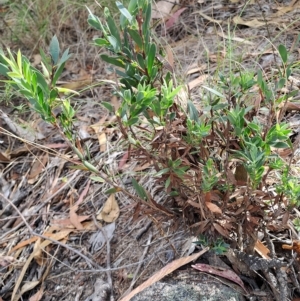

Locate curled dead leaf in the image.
[97,194,120,223]
[205,202,222,214]
[0,255,15,267]
[192,263,248,293]
[152,0,175,19]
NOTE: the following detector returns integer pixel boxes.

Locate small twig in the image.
[121,233,152,299]
[289,264,300,293]
[264,228,276,258]
[1,192,100,270]
[92,215,114,301]
[135,220,152,240]
[262,270,281,301]
[0,170,80,241]
[80,247,168,273]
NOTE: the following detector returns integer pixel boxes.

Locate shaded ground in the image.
[1,0,300,300]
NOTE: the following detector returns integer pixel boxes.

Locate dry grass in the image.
[1,1,300,300]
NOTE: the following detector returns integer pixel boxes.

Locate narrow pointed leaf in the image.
[49,35,60,65]
[116,1,133,23]
[147,43,156,74]
[100,54,125,68]
[132,178,148,200]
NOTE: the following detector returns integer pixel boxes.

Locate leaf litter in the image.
[1,0,300,300]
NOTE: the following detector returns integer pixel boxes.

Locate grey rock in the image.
[130,279,245,301]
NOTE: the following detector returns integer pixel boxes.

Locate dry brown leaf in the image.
[68,181,91,230]
[193,10,222,25]
[186,64,207,75]
[0,151,10,162]
[70,205,84,230]
[111,95,120,111]
[50,215,90,228]
[119,247,209,301]
[99,132,107,152]
[133,162,151,172]
[217,31,254,45]
[0,255,15,267]
[11,230,61,301]
[187,75,208,90]
[97,194,120,223]
[213,222,230,238]
[31,54,42,67]
[11,239,53,301]
[205,202,222,214]
[152,0,175,19]
[29,286,44,301]
[8,237,38,254]
[233,16,266,28]
[254,240,270,260]
[59,74,92,91]
[234,164,248,184]
[42,228,74,241]
[118,151,129,170]
[187,199,201,208]
[165,7,187,29]
[227,169,237,185]
[165,45,174,70]
[33,238,45,266]
[192,263,248,293]
[282,241,300,255]
[18,281,40,299]
[90,121,107,152]
[272,3,300,17]
[28,154,48,180]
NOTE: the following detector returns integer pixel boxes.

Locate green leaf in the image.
[165,177,171,189]
[52,62,66,86]
[49,89,58,102]
[90,176,105,183]
[128,28,143,51]
[106,16,121,49]
[100,54,125,68]
[142,2,152,37]
[256,69,263,86]
[147,43,156,74]
[271,141,290,148]
[277,77,286,89]
[278,44,288,64]
[127,116,139,126]
[49,35,60,65]
[107,35,121,52]
[116,1,133,23]
[0,63,9,76]
[94,38,110,47]
[39,48,52,73]
[58,48,72,66]
[132,178,148,200]
[105,187,121,194]
[128,0,138,14]
[88,18,103,31]
[17,49,22,72]
[202,85,225,98]
[86,6,105,31]
[35,69,49,93]
[187,100,200,123]
[154,168,170,177]
[101,101,115,112]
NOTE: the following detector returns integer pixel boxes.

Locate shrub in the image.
[0,0,299,245]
